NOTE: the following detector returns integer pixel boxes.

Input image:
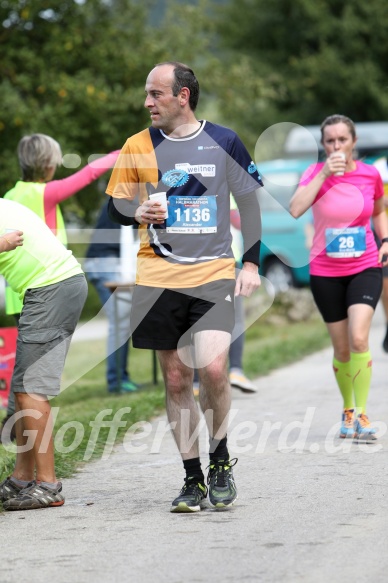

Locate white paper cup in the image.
[333,152,346,176]
[149,192,168,219]
[3,229,18,240]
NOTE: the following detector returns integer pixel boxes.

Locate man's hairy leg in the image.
[195,330,231,443]
[157,348,200,460]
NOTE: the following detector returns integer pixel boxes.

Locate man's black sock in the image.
[183,457,205,483]
[209,435,229,462]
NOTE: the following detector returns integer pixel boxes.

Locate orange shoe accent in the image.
[339,408,355,439]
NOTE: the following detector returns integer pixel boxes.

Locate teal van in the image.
[258,158,314,293]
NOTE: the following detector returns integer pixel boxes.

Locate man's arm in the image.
[108,196,169,226]
[234,191,262,297]
[107,197,139,226]
[235,190,261,266]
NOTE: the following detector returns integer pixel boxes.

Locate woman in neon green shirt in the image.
[0,199,88,511]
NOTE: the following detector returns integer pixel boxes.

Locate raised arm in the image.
[290,156,345,218]
[289,170,328,218]
[44,150,121,207]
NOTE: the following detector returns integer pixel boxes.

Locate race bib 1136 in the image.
[166,195,217,234]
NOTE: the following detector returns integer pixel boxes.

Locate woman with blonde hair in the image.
[0,133,119,442]
[290,114,388,442]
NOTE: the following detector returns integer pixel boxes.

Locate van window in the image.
[259,172,301,210]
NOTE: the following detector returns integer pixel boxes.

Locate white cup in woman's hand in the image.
[331,152,346,176]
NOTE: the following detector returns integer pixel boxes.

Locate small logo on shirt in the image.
[225,294,232,302]
[176,162,216,177]
[248,161,257,174]
[162,169,190,188]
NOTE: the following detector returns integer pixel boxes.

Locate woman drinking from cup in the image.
[290,114,388,442]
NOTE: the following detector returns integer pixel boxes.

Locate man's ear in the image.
[179,87,190,106]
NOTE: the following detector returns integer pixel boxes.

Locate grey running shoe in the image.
[170,477,207,513]
[0,477,26,502]
[3,480,65,511]
[207,458,238,509]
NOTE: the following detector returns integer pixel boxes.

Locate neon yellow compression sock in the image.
[333,358,353,409]
[350,351,372,414]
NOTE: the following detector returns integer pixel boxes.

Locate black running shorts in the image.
[310,267,383,323]
[131,279,236,350]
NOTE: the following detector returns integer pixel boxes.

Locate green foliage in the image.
[0,0,224,223]
[0,0,162,221]
[215,0,388,153]
[2,0,387,221]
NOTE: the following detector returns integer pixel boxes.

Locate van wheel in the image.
[263,259,294,294]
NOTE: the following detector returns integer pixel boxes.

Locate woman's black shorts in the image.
[310,267,382,323]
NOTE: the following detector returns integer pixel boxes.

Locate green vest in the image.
[3,181,67,315]
[0,198,82,303]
